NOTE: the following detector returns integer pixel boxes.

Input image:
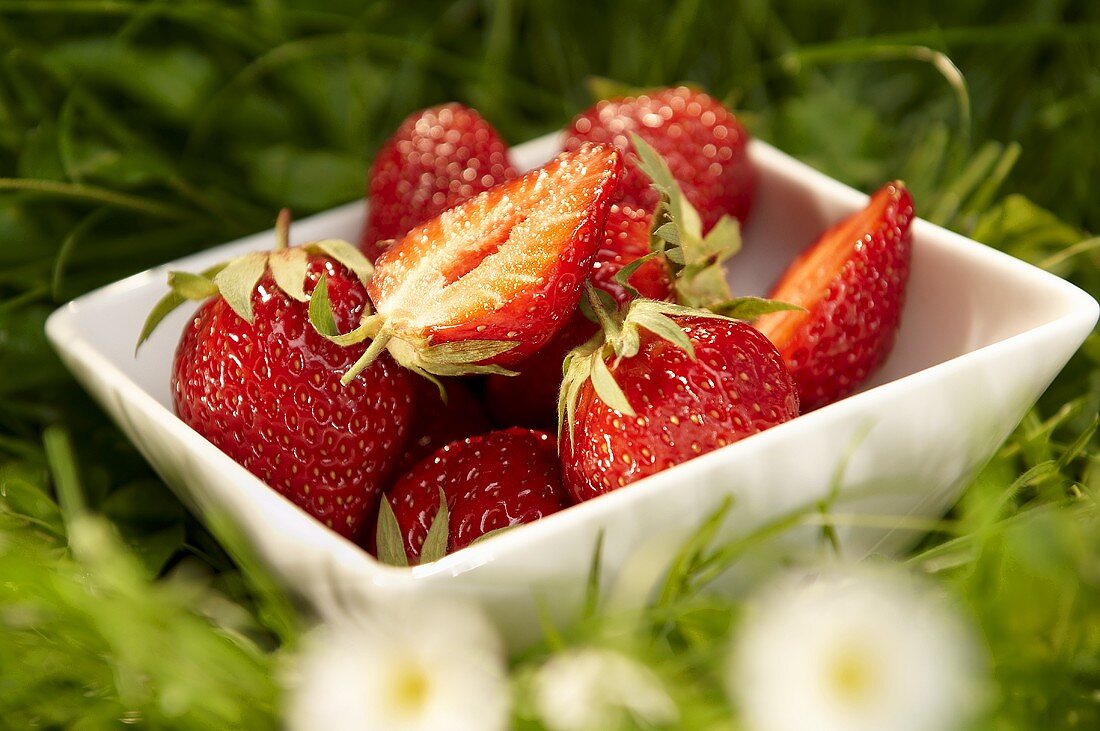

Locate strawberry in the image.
[361,103,516,262]
[484,317,595,429]
[589,203,672,305]
[483,202,672,429]
[139,212,417,539]
[314,145,622,385]
[755,182,914,411]
[559,297,798,503]
[398,378,490,472]
[484,131,759,430]
[376,428,570,564]
[563,86,755,231]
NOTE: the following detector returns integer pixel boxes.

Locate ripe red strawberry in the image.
[483,202,671,429]
[589,203,672,305]
[484,317,595,429]
[379,428,570,563]
[756,182,914,411]
[361,103,516,262]
[332,145,620,382]
[398,378,490,472]
[563,86,755,231]
[560,306,798,503]
[141,214,417,539]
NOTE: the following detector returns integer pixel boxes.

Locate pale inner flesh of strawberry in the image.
[756,185,900,346]
[372,146,617,331]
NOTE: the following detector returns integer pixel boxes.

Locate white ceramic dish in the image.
[47,133,1097,646]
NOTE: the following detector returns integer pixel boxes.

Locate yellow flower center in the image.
[389,662,431,717]
[827,645,875,706]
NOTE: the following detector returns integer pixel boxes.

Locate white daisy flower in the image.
[286,599,508,731]
[531,647,679,731]
[729,564,985,731]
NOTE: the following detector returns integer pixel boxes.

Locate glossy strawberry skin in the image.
[361,103,516,262]
[398,378,491,472]
[369,145,622,368]
[589,203,672,305]
[172,259,417,538]
[564,86,755,231]
[561,317,798,502]
[385,428,570,561]
[484,203,671,429]
[756,183,914,411]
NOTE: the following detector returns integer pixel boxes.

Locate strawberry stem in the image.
[583,280,620,342]
[340,327,393,385]
[274,208,291,251]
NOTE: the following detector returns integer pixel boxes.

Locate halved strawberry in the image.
[755,182,914,411]
[483,202,671,429]
[376,428,570,564]
[314,145,622,384]
[361,103,516,262]
[484,133,756,430]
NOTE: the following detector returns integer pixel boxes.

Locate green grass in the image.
[0,1,1098,728]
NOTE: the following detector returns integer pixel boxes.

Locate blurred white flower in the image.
[729,564,985,731]
[532,647,678,731]
[286,599,508,731]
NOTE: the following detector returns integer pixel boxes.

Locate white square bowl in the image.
[47,133,1097,646]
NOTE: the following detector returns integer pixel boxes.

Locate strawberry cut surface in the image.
[361,103,516,262]
[756,182,914,411]
[367,144,622,371]
[384,428,570,562]
[484,202,672,429]
[173,258,417,538]
[561,316,798,503]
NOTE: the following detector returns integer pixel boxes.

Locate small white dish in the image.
[47,133,1097,646]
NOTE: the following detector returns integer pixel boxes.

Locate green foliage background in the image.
[0,1,1097,728]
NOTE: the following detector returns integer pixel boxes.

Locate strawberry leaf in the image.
[135,291,185,353]
[268,247,309,302]
[612,251,663,301]
[578,284,619,326]
[213,252,267,324]
[416,339,519,365]
[375,497,408,568]
[307,273,338,337]
[591,353,635,417]
[308,239,374,288]
[418,488,450,565]
[558,335,602,445]
[629,309,695,360]
[135,262,227,351]
[629,132,743,310]
[168,271,220,300]
[711,297,805,320]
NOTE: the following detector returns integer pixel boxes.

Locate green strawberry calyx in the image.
[629,132,752,314]
[306,282,518,393]
[135,209,373,351]
[557,286,800,449]
[375,487,450,567]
